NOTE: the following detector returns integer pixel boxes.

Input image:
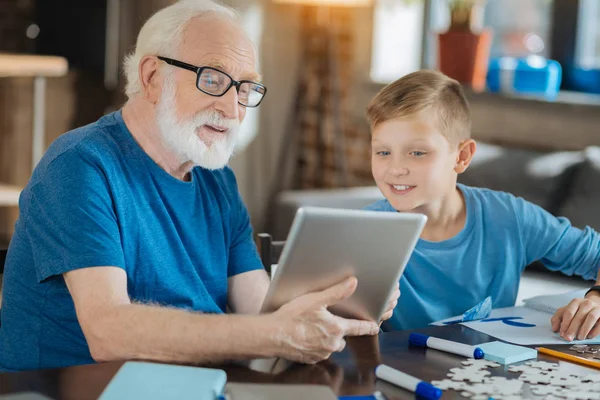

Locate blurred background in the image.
[0,0,599,286]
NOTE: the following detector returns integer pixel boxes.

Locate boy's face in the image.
[371,113,468,213]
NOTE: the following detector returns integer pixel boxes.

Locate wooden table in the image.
[0,324,596,399]
[0,54,68,207]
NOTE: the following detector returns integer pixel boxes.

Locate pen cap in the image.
[408,333,428,347]
[473,347,484,359]
[415,382,442,400]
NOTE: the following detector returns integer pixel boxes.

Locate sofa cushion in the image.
[459,142,582,214]
[556,150,600,231]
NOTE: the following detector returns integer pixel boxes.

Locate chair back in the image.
[0,248,6,274]
[256,233,285,276]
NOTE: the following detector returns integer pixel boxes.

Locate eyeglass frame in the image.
[157,56,267,108]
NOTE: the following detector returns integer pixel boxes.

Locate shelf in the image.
[0,54,68,78]
[0,183,22,207]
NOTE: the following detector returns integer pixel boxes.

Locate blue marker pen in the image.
[409,332,484,359]
[375,364,442,400]
[338,391,387,400]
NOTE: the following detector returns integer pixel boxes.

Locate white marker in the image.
[374,364,442,400]
[409,333,485,359]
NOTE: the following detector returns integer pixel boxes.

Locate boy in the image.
[364,70,600,342]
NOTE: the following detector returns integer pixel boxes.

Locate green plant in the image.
[448,0,486,31]
[400,0,486,32]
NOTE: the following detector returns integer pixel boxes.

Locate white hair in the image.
[123,0,239,98]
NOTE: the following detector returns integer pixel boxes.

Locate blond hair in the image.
[366,70,471,143]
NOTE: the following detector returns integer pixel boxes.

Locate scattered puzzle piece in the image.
[508,364,537,373]
[549,376,582,387]
[430,379,467,391]
[465,379,523,397]
[469,395,489,400]
[581,374,600,383]
[461,358,501,369]
[519,372,551,384]
[526,361,560,371]
[545,395,568,400]
[546,370,581,379]
[563,391,600,400]
[447,367,491,383]
[530,385,568,396]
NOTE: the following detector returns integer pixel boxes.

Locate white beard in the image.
[155,78,240,170]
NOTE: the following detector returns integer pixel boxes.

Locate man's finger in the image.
[335,316,379,337]
[309,276,358,308]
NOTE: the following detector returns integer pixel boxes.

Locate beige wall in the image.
[229,1,302,229]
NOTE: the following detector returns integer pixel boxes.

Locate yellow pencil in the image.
[537,347,600,370]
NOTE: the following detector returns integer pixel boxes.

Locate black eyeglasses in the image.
[157,56,267,108]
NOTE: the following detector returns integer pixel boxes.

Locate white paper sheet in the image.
[434,306,600,345]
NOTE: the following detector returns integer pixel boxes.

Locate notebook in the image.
[98,361,227,400]
[522,289,589,314]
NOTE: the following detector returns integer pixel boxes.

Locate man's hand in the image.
[551,291,600,341]
[380,282,400,323]
[269,276,379,364]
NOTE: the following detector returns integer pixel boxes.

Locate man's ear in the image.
[454,139,476,174]
[139,56,163,104]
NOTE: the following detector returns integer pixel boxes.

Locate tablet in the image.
[260,206,427,322]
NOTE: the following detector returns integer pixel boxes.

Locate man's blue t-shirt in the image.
[0,111,263,371]
[365,184,600,331]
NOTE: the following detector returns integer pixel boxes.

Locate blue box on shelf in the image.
[569,67,600,94]
[487,56,562,100]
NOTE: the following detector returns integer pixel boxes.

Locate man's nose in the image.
[213,86,240,120]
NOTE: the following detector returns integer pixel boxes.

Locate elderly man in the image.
[0,0,399,371]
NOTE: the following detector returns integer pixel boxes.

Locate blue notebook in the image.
[98,361,227,400]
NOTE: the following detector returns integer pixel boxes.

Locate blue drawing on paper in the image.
[480,317,536,328]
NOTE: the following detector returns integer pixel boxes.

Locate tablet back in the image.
[260,206,426,321]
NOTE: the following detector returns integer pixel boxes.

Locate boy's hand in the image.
[551,291,600,341]
[380,282,400,323]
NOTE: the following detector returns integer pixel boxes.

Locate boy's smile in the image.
[389,184,416,195]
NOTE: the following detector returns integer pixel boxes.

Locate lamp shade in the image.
[273,0,371,6]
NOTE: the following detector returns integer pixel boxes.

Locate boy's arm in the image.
[515,196,600,341]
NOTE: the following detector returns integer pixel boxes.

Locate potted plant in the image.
[400,0,492,90]
[438,0,492,91]
[437,0,492,92]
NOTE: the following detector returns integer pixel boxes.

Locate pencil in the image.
[537,347,600,370]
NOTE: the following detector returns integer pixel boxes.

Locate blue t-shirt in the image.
[0,111,263,371]
[365,184,600,331]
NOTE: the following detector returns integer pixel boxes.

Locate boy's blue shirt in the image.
[0,110,264,371]
[365,184,600,331]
